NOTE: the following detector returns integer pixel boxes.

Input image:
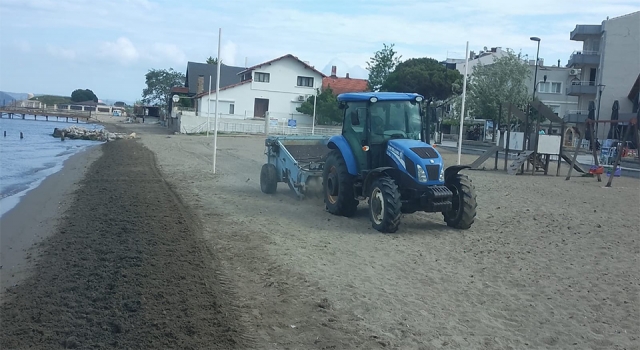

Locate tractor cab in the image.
[339,92,425,172]
[322,91,477,233]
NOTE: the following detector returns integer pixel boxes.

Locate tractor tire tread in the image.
[443,174,477,229]
[260,163,278,194]
[370,176,402,233]
[323,150,358,217]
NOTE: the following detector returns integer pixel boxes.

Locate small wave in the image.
[0,182,30,199]
[56,149,76,157]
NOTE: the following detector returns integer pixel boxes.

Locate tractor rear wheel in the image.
[323,150,358,217]
[260,163,278,194]
[442,173,477,229]
[368,176,402,233]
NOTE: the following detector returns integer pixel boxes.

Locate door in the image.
[254,98,269,118]
[589,68,597,85]
[343,102,368,172]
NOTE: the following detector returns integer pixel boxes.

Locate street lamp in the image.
[524,36,541,172]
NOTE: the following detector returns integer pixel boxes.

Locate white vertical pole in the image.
[213,28,221,174]
[207,76,212,137]
[312,85,317,135]
[457,41,470,165]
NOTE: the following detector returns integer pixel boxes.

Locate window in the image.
[255,72,270,82]
[539,81,562,94]
[229,104,235,114]
[297,76,314,87]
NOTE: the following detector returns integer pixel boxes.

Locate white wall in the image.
[198,56,324,127]
[526,65,579,118]
[598,11,640,137]
[456,49,509,75]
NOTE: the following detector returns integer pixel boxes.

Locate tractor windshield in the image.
[369,100,422,141]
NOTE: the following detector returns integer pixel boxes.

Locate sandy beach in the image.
[1,119,639,349]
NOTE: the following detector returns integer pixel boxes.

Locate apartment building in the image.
[565,11,640,139]
[526,61,579,122]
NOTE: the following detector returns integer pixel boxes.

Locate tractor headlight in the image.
[439,167,445,182]
[417,165,428,182]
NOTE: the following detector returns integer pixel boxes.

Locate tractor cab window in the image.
[368,101,422,142]
[342,101,368,171]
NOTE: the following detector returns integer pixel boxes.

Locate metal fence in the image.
[180,120,341,136]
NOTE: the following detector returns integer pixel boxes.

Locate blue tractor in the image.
[322,92,477,233]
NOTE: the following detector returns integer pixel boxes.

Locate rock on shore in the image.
[52,126,136,142]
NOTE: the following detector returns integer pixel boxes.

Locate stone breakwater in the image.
[52,126,136,142]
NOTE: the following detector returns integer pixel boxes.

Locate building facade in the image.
[194,54,326,126]
[566,11,640,139]
[526,63,579,122]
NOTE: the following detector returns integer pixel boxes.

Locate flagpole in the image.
[207,76,211,137]
[213,28,221,173]
[457,41,470,165]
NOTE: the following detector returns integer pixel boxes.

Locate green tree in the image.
[206,56,218,64]
[466,49,531,127]
[70,89,98,102]
[381,57,463,102]
[141,68,185,108]
[366,43,402,91]
[296,87,341,125]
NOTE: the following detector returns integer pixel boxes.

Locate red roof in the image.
[193,79,252,99]
[322,76,369,95]
[238,54,326,78]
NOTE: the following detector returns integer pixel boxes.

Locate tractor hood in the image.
[386,139,445,184]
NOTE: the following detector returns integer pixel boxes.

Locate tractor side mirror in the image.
[338,101,347,110]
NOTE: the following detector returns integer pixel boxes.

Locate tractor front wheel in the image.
[260,163,278,194]
[442,173,477,229]
[368,176,402,233]
[323,150,358,217]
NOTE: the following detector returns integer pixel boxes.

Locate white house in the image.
[194,54,326,127]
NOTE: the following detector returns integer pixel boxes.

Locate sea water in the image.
[0,116,104,217]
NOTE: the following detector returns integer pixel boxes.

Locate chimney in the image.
[469,51,475,59]
[331,65,337,77]
[346,73,350,79]
[557,59,561,67]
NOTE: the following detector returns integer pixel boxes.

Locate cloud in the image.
[99,37,140,65]
[1,0,638,100]
[46,45,76,60]
[220,41,237,66]
[149,43,187,65]
[14,40,31,53]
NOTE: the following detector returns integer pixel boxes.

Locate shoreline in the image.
[0,142,103,299]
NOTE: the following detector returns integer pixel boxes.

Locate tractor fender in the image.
[444,165,471,183]
[363,167,396,196]
[327,135,358,175]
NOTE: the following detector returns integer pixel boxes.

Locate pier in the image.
[0,106,94,123]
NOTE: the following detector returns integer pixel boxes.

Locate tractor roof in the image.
[337,92,424,102]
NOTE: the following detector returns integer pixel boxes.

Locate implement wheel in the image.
[368,176,402,233]
[260,163,278,194]
[323,150,358,217]
[442,173,477,229]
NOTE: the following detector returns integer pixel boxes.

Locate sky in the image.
[0,0,638,103]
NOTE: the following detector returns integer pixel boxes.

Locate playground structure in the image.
[468,101,587,176]
[467,99,639,187]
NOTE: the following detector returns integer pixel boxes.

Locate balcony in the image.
[566,81,597,96]
[564,110,590,123]
[570,24,602,41]
[567,50,600,67]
